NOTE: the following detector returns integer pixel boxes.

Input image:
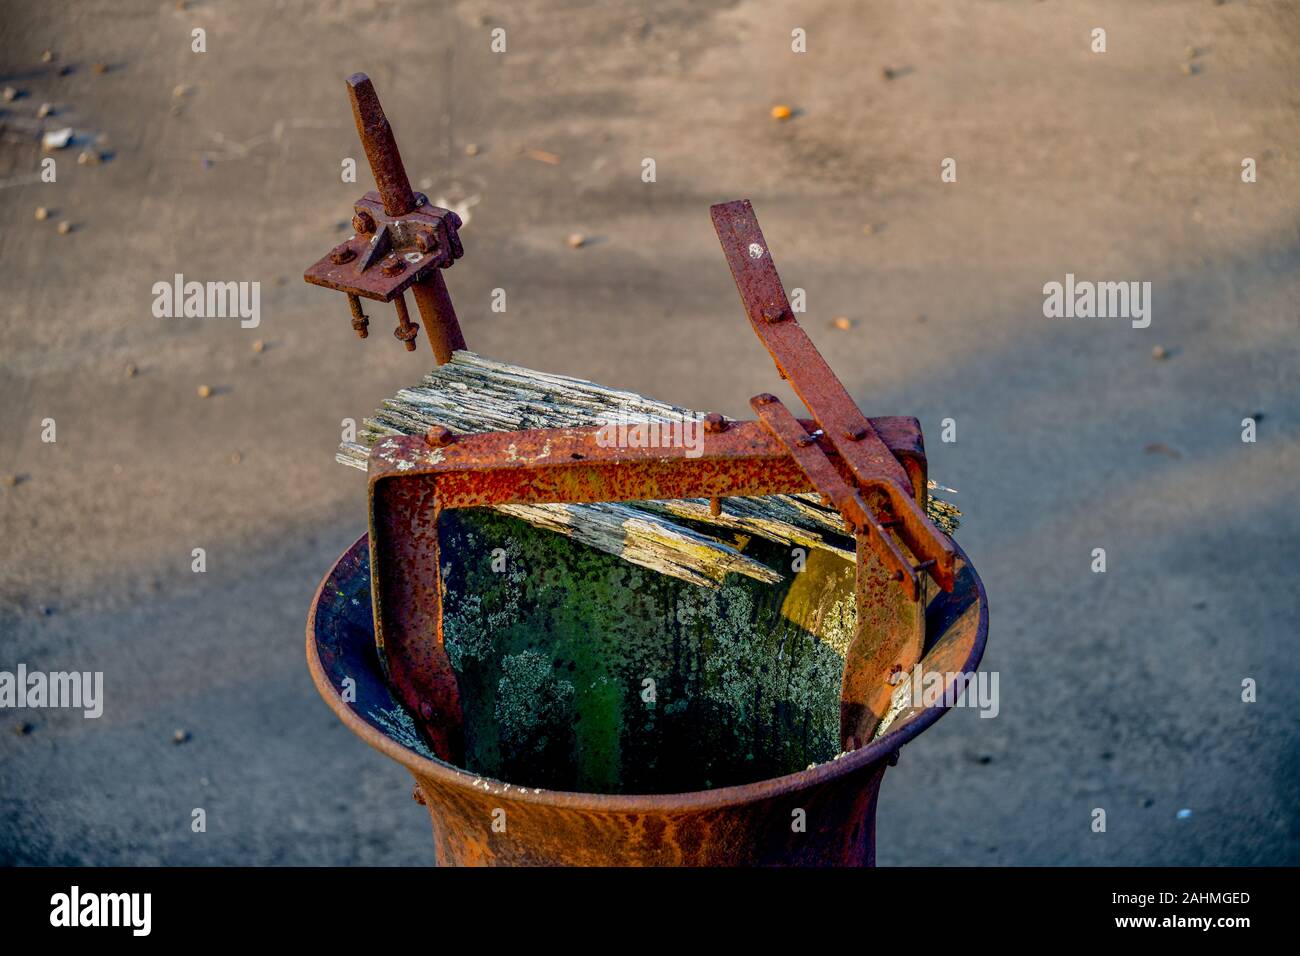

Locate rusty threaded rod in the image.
[393,293,418,351]
[347,293,369,338]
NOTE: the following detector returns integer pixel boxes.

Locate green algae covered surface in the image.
[439,508,857,794]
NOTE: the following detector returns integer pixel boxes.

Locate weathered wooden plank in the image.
[337,351,959,587]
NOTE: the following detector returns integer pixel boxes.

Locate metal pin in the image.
[709,497,722,517]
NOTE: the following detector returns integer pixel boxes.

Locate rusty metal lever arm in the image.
[711,199,956,592]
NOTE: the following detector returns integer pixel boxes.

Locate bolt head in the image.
[844,426,867,441]
[425,425,454,448]
[703,412,727,434]
[351,210,375,234]
[380,255,405,277]
[415,229,438,254]
[329,243,355,264]
[761,306,786,323]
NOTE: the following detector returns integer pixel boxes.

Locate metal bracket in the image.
[303,74,467,363]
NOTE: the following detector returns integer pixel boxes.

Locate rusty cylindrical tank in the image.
[307,516,987,867]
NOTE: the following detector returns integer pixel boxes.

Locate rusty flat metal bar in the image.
[840,534,927,749]
[710,200,911,491]
[368,418,919,510]
[710,199,956,592]
[749,394,919,600]
[749,394,928,746]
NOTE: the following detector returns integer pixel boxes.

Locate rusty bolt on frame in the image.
[424,424,455,448]
[304,73,467,364]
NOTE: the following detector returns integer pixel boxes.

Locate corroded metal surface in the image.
[712,199,956,594]
[364,199,962,759]
[749,394,929,748]
[366,417,936,762]
[368,419,909,509]
[750,394,917,596]
[307,533,987,865]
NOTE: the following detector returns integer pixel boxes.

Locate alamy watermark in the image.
[1043,274,1151,329]
[0,663,103,718]
[50,886,150,936]
[151,273,261,328]
[594,411,705,458]
[889,663,999,718]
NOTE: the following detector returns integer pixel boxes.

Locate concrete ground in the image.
[1,0,1297,865]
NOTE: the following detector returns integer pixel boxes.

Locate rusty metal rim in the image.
[307,532,988,812]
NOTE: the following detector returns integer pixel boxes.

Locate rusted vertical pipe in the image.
[412,271,467,364]
[347,73,416,218]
